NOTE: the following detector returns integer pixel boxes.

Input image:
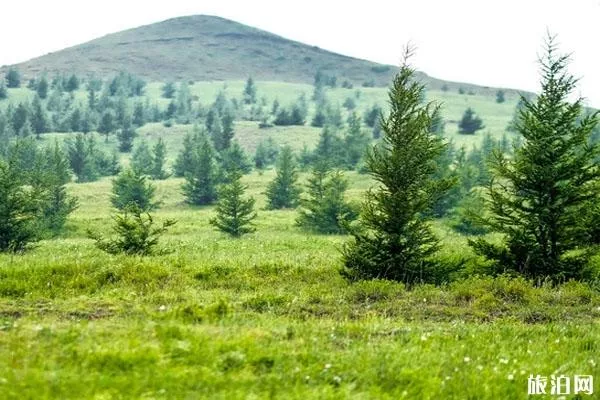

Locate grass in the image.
[0,170,599,398]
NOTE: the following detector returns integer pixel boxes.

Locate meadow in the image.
[1,79,599,399]
[0,169,599,399]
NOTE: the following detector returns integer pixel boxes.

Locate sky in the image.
[1,0,599,106]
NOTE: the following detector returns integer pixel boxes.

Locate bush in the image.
[88,205,175,255]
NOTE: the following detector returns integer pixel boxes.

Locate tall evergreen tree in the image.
[470,38,600,280]
[36,77,49,99]
[117,116,137,153]
[98,110,115,142]
[30,95,48,137]
[210,169,257,237]
[5,68,21,88]
[344,112,370,169]
[66,133,98,183]
[342,52,455,283]
[265,146,301,209]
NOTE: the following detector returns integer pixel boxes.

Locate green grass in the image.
[0,170,599,399]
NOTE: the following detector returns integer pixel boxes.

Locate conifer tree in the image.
[36,142,78,235]
[182,133,218,205]
[0,159,39,252]
[131,141,154,176]
[67,133,98,182]
[0,82,7,99]
[36,77,49,99]
[458,108,484,134]
[470,38,600,280]
[111,168,158,211]
[5,68,21,88]
[243,77,257,104]
[117,116,137,152]
[220,140,251,177]
[342,52,455,283]
[265,146,301,209]
[30,95,49,137]
[210,169,257,237]
[344,112,370,169]
[151,137,169,180]
[297,161,358,233]
[174,131,197,177]
[98,110,115,142]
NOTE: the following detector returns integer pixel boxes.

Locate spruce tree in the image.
[67,133,98,182]
[151,138,169,180]
[117,116,137,153]
[342,53,455,283]
[182,133,218,205]
[265,146,301,209]
[131,141,154,176]
[0,159,39,252]
[98,110,115,142]
[470,38,600,280]
[344,112,370,169]
[458,108,484,135]
[111,168,158,211]
[0,82,7,100]
[37,142,78,235]
[243,77,257,104]
[174,131,197,177]
[5,68,21,88]
[210,169,257,237]
[30,95,49,137]
[297,161,358,234]
[36,77,49,99]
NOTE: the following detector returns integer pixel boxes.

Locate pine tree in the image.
[151,138,169,180]
[174,131,197,177]
[98,110,115,142]
[265,146,301,209]
[37,142,78,235]
[131,141,154,176]
[111,168,158,211]
[210,169,257,237]
[243,77,257,104]
[5,68,21,88]
[342,52,455,283]
[182,133,218,205]
[344,112,370,169]
[297,161,358,233]
[458,108,484,134]
[117,116,137,153]
[470,38,600,280]
[220,140,251,177]
[36,77,49,99]
[0,159,39,252]
[67,133,98,182]
[30,95,48,137]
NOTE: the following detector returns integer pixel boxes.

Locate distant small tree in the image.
[243,77,257,104]
[220,140,252,177]
[5,68,21,88]
[344,112,370,169]
[265,146,301,209]
[182,133,218,205]
[458,108,484,134]
[65,74,80,92]
[36,77,49,99]
[343,97,356,110]
[151,138,169,180]
[210,169,257,237]
[131,141,154,176]
[111,168,158,211]
[117,116,137,152]
[364,104,382,128]
[496,90,506,103]
[98,110,115,141]
[297,161,358,234]
[36,142,78,235]
[67,133,97,182]
[30,95,49,137]
[162,82,176,99]
[89,204,175,255]
[0,82,7,100]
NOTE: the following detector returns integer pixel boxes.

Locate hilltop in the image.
[2,15,517,95]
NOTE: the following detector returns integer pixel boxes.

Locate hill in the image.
[2,15,518,96]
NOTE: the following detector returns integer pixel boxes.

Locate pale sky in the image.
[1,0,599,106]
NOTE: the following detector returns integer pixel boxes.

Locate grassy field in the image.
[0,170,599,399]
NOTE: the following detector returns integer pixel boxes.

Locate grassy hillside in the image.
[1,15,526,97]
[3,79,521,162]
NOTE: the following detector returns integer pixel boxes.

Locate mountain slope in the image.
[2,15,517,95]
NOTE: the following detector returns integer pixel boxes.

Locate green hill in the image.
[2,15,522,96]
